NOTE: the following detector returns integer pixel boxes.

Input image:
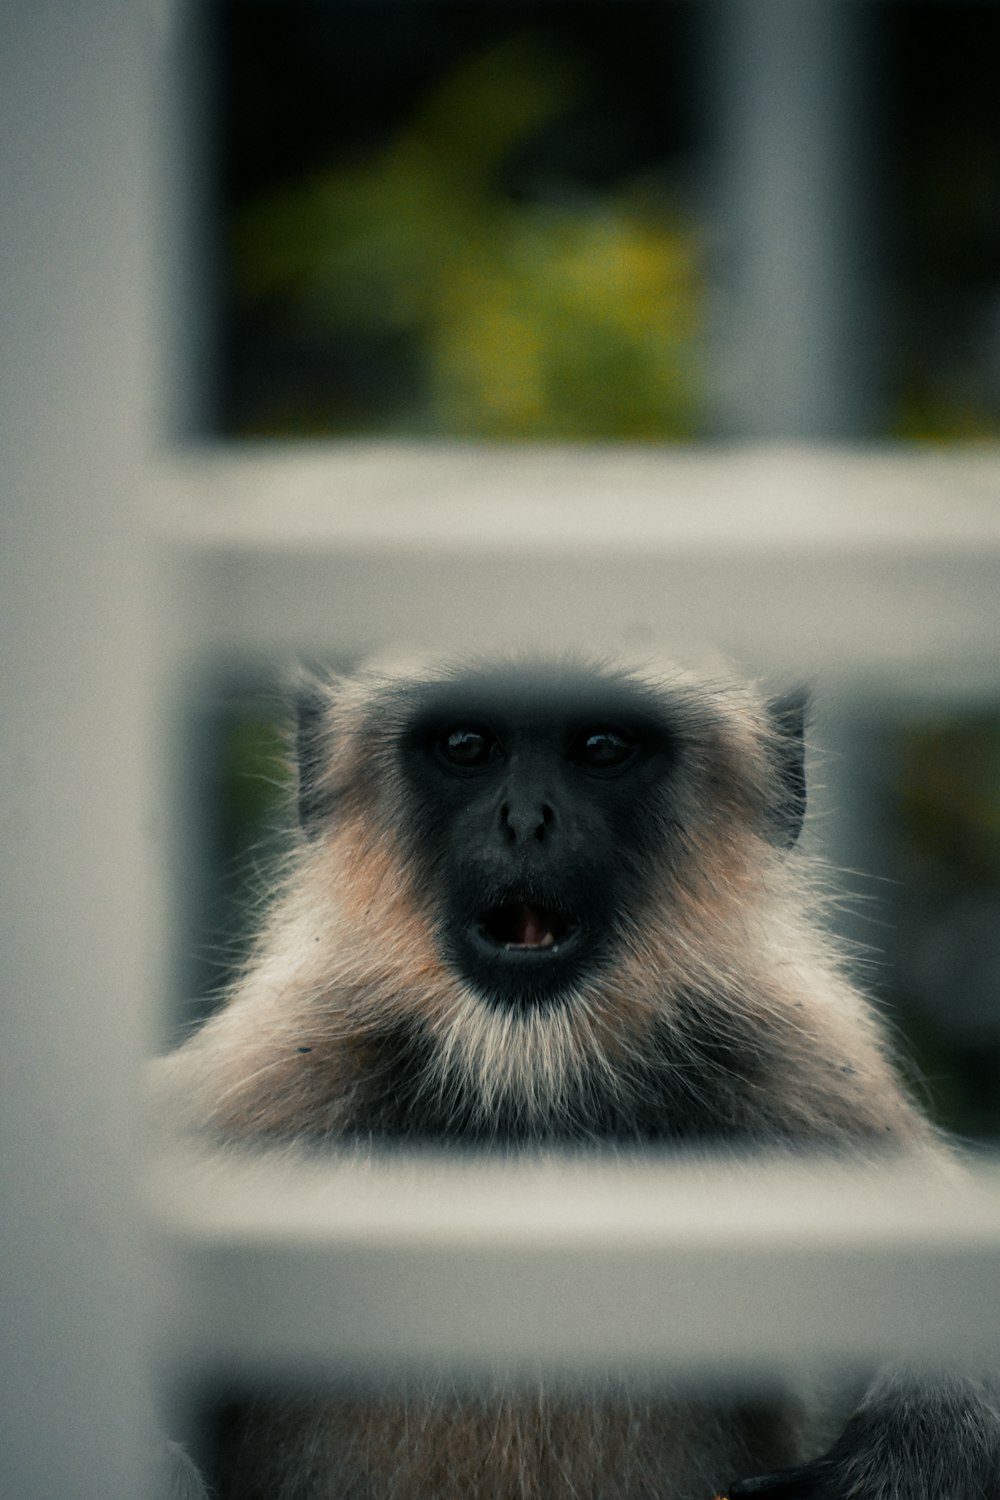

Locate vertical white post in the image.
[0,4,158,1495]
[710,0,874,438]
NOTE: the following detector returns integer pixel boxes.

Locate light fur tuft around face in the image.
[156,652,933,1155]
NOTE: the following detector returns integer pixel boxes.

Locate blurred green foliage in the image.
[232,36,703,439]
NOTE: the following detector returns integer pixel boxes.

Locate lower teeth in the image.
[505,933,556,951]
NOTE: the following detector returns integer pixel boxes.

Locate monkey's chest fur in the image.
[215,1389,805,1500]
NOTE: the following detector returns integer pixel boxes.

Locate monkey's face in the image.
[391,667,694,1008]
[298,658,806,1021]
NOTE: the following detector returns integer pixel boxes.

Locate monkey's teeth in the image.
[504,930,557,951]
[481,903,571,950]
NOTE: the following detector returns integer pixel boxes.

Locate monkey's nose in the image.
[498,799,554,844]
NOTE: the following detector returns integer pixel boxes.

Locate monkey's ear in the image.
[765,687,808,849]
[295,672,336,838]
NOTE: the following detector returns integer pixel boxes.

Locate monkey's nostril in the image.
[532,804,554,841]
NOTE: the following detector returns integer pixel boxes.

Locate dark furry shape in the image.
[730,1375,1000,1499]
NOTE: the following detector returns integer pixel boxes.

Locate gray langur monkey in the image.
[157,655,1000,1500]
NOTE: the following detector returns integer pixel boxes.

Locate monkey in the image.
[157,654,1000,1500]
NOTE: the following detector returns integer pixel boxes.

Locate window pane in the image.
[214,1,705,440]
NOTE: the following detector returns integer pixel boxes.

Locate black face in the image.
[396,668,679,1008]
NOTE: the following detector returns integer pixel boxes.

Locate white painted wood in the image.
[153,1151,1000,1384]
[152,443,1000,694]
[0,3,161,1496]
[710,1,871,437]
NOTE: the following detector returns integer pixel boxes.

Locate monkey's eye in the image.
[437,726,501,769]
[569,726,637,771]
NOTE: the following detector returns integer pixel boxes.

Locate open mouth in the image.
[455,897,592,1003]
[476,902,579,954]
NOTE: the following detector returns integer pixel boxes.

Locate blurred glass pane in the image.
[209,1,1000,443]
[215,1,705,439]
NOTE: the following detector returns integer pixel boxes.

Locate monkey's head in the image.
[186,655,819,1142]
[294,657,806,1018]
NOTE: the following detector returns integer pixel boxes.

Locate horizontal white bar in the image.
[153,443,1000,552]
[152,1150,1000,1384]
[151,444,1000,693]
